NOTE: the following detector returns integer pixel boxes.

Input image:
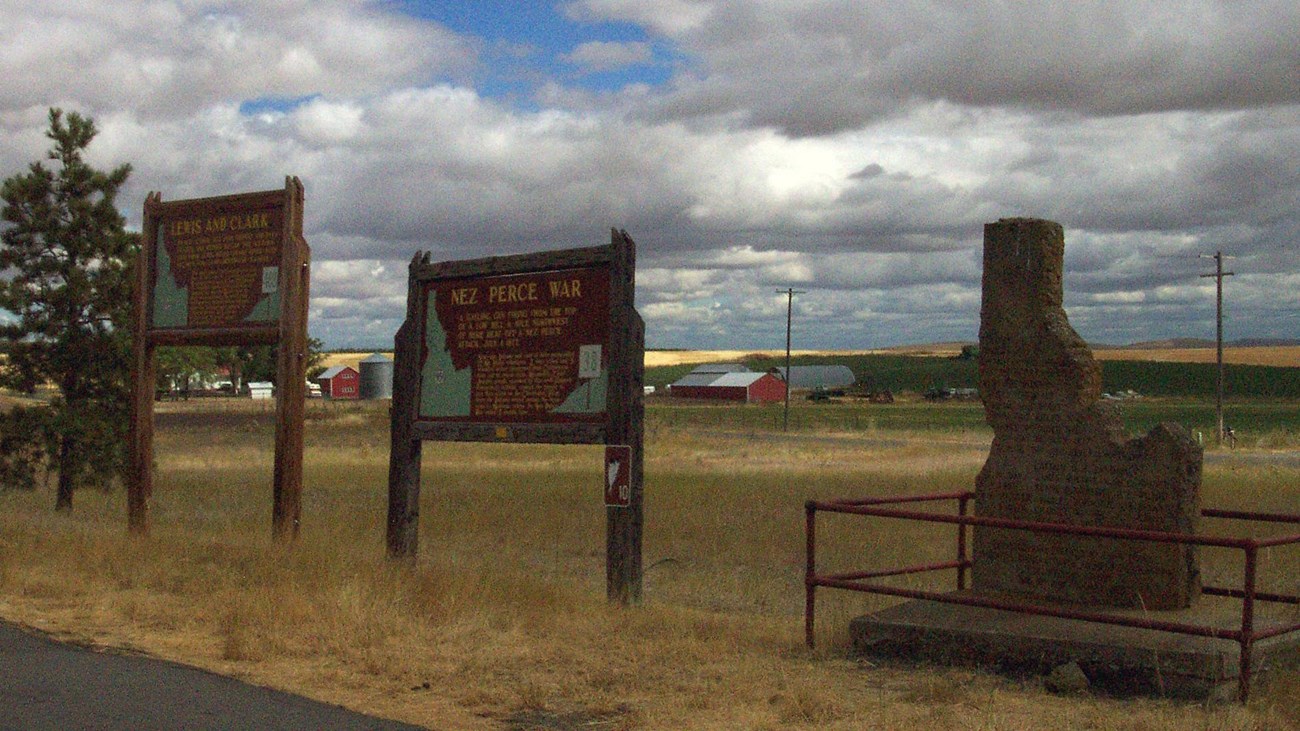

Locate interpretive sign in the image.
[151,201,284,330]
[127,178,310,540]
[418,265,610,425]
[388,230,645,604]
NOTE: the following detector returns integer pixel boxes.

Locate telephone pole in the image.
[777,287,805,432]
[1199,252,1234,445]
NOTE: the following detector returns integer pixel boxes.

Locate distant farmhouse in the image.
[316,365,361,400]
[667,364,786,403]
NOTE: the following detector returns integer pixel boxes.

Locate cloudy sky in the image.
[3,0,1297,350]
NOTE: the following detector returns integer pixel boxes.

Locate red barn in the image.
[669,370,786,403]
[317,365,360,400]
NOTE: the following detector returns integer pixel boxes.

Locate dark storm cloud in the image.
[631,1,1300,136]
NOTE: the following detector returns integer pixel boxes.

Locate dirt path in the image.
[0,621,427,731]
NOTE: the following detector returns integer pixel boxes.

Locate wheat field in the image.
[1,400,1298,729]
[322,345,1300,374]
[1093,346,1300,368]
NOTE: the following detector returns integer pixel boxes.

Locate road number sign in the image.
[605,445,631,508]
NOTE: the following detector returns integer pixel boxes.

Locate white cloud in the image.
[563,0,713,35]
[619,1,1300,136]
[0,0,474,119]
[292,99,365,144]
[2,1,1297,349]
[563,41,652,73]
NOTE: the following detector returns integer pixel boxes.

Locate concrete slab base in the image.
[850,595,1300,701]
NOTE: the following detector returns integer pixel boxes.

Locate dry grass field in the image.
[322,350,876,370]
[323,345,1300,372]
[2,399,1299,729]
[1093,346,1300,368]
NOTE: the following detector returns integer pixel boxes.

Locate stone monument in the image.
[974,218,1202,609]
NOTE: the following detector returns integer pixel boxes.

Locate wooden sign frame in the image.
[387,229,645,604]
[127,177,310,540]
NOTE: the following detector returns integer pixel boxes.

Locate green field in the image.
[646,354,1300,400]
[649,398,1300,449]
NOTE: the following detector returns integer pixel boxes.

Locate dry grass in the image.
[1094,346,1300,368]
[645,350,876,367]
[313,345,1300,373]
[643,345,972,367]
[1,401,1299,729]
[318,351,384,371]
[327,346,958,371]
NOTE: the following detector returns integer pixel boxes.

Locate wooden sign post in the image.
[387,230,645,604]
[127,177,310,539]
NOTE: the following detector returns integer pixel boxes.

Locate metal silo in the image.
[359,352,394,399]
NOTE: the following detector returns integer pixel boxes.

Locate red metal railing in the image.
[804,491,1300,702]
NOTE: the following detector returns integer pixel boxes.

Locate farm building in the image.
[772,365,856,390]
[666,364,750,393]
[668,365,786,403]
[359,353,394,399]
[317,365,361,400]
[247,381,274,400]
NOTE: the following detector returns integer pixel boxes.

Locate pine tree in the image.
[0,109,137,510]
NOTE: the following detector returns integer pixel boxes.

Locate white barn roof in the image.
[670,373,725,388]
[709,372,769,388]
[317,365,355,379]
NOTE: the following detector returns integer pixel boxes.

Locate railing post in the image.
[805,501,817,649]
[957,493,970,591]
[1239,543,1258,703]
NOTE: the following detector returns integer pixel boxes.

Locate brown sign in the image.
[129,179,309,541]
[148,190,288,332]
[418,266,610,424]
[388,232,645,605]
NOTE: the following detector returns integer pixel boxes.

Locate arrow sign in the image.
[604,445,631,508]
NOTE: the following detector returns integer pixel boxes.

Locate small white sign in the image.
[578,344,602,379]
[262,266,279,294]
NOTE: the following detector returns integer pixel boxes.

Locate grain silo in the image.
[359,352,394,399]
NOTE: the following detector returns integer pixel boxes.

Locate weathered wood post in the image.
[272,177,309,540]
[604,229,644,604]
[387,252,429,559]
[127,192,162,534]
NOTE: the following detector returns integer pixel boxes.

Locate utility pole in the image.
[777,287,805,432]
[1199,252,1234,445]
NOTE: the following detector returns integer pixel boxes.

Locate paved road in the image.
[0,622,427,731]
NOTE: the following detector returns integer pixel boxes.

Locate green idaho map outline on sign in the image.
[153,233,281,328]
[419,291,473,418]
[244,267,281,323]
[244,291,280,322]
[553,368,607,414]
[151,232,188,327]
